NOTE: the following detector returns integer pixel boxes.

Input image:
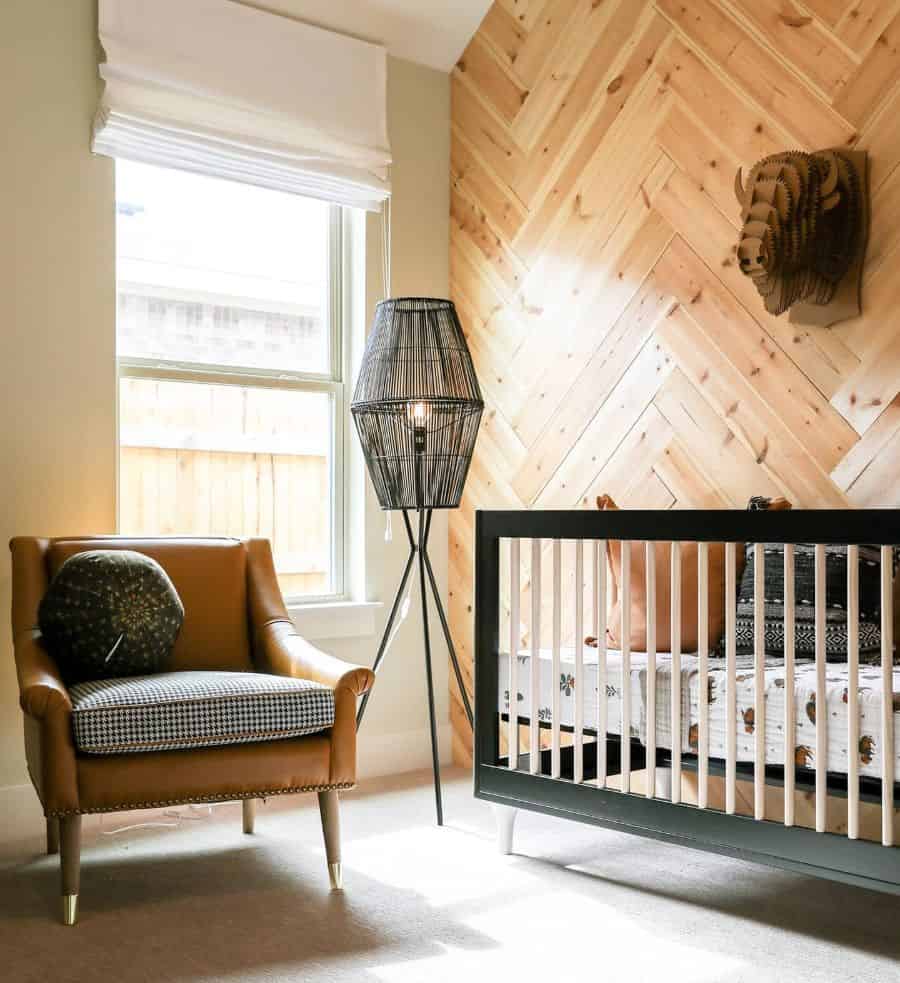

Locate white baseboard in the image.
[0,724,452,843]
[356,723,453,780]
[0,783,44,841]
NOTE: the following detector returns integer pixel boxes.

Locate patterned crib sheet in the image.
[496,648,900,781]
[641,655,900,782]
[498,647,646,741]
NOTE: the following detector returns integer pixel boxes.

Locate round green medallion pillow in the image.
[38,550,184,683]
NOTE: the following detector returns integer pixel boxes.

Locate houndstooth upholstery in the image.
[69,671,335,754]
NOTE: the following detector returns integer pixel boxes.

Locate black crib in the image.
[473,508,900,895]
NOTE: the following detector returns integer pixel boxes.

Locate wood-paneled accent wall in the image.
[449,0,900,763]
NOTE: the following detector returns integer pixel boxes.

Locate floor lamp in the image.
[351,297,484,825]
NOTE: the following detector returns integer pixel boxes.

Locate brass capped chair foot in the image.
[62,894,78,926]
[328,862,343,891]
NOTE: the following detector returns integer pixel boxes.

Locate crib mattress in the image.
[497,647,900,782]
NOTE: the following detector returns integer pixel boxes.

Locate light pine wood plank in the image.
[512,271,674,503]
[653,369,784,506]
[655,105,743,223]
[455,35,529,126]
[653,437,732,507]
[652,163,860,398]
[803,0,853,27]
[510,0,632,151]
[655,303,851,506]
[512,15,672,262]
[509,0,582,88]
[451,183,528,295]
[581,405,677,509]
[655,238,859,473]
[718,0,858,100]
[831,326,900,435]
[452,128,528,244]
[514,0,654,204]
[478,1,528,75]
[834,10,900,130]
[451,73,526,190]
[654,39,794,165]
[832,394,900,497]
[837,0,900,55]
[535,336,674,508]
[656,0,856,150]
[510,202,674,448]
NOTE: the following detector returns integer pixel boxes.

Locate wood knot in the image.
[607,75,624,94]
[779,13,812,28]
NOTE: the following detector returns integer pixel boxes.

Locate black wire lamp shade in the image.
[351,298,484,510]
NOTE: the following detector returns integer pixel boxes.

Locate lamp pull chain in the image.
[384,511,393,542]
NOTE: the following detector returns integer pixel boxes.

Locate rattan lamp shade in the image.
[351,298,484,510]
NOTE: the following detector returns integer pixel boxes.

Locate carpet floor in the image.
[1,767,898,982]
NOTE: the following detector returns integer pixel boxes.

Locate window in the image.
[116,160,348,600]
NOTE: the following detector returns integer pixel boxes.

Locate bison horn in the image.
[734,167,745,204]
[820,152,839,197]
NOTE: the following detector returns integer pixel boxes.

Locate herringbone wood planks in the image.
[449,0,900,763]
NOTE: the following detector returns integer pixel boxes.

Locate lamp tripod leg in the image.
[418,509,444,826]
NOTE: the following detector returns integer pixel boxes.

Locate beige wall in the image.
[0,0,450,790]
[0,0,117,789]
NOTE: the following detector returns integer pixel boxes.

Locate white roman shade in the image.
[93,0,391,210]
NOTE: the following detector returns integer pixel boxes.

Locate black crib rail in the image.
[473,508,900,895]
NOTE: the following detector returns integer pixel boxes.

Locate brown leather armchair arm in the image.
[259,619,374,695]
[16,628,73,720]
[10,536,80,816]
[246,538,374,785]
[256,621,374,786]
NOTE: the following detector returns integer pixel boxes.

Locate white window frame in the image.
[116,201,351,605]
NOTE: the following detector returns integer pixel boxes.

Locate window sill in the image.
[287,600,382,642]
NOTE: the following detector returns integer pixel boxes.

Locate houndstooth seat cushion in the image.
[69,671,335,754]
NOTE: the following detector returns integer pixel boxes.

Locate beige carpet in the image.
[1,768,898,982]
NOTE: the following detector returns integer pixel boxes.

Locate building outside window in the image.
[116,159,347,600]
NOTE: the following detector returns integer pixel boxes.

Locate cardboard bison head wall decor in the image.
[734,149,868,328]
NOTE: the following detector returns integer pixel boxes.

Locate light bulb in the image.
[410,401,427,424]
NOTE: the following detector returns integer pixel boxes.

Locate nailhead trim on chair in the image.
[41,781,356,818]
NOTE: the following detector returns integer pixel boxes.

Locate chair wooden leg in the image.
[59,816,81,925]
[242,798,257,834]
[46,818,60,855]
[317,790,342,890]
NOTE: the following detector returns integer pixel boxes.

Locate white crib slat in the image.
[754,542,766,822]
[646,542,657,799]
[621,541,631,794]
[530,538,542,776]
[847,545,859,840]
[783,544,795,827]
[725,542,737,815]
[509,539,520,771]
[671,541,682,805]
[597,541,608,789]
[697,542,709,810]
[574,540,585,784]
[551,540,562,779]
[881,545,894,847]
[815,543,827,833]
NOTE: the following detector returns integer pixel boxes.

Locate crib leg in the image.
[654,767,673,800]
[492,805,518,855]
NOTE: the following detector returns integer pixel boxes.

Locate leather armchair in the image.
[10,535,374,925]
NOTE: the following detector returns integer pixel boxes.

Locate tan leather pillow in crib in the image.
[591,494,764,652]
